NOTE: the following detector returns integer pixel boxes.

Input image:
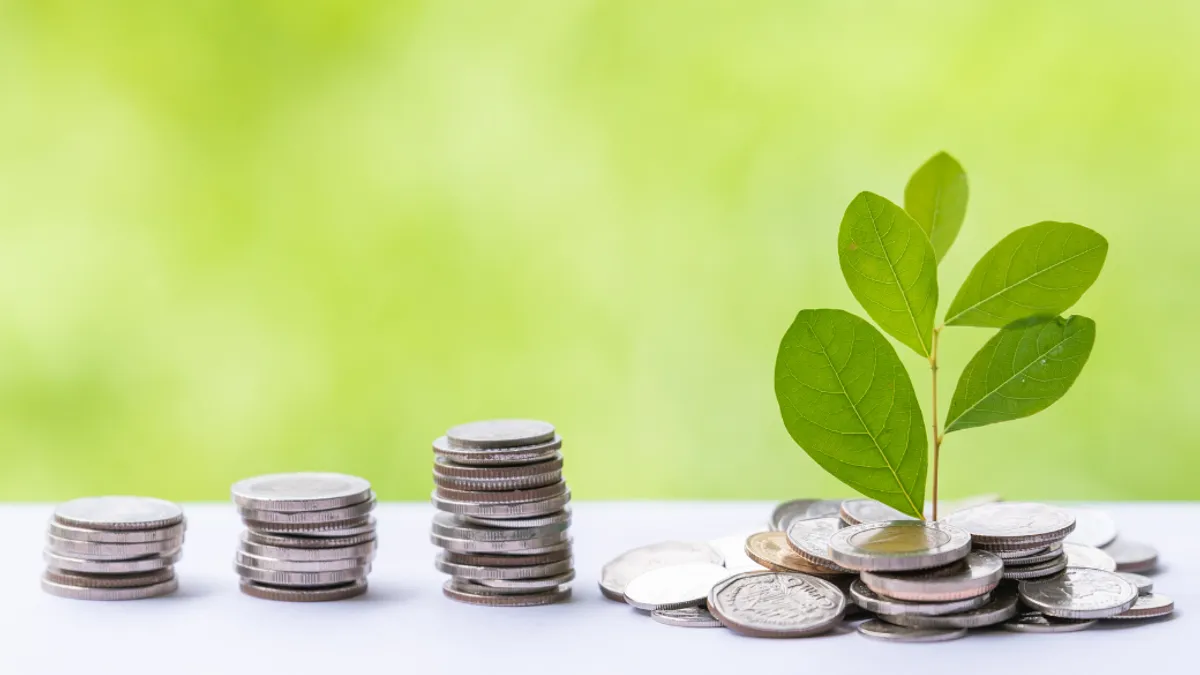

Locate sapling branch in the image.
[929,324,944,521]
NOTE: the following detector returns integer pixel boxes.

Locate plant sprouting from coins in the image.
[774,153,1106,520]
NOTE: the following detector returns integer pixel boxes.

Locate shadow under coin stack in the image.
[431,419,574,607]
[231,473,378,601]
[42,496,185,600]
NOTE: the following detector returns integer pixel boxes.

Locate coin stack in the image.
[430,419,574,607]
[42,496,185,601]
[231,473,378,602]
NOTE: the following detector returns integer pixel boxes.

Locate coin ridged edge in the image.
[239,579,368,602]
[441,579,570,606]
[41,575,178,600]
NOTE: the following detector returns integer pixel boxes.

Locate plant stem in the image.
[929,325,944,521]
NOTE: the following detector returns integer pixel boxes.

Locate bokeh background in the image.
[2,1,1197,501]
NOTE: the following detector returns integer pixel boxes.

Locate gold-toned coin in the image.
[744,531,844,576]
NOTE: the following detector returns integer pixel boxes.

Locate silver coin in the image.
[850,579,991,616]
[828,521,971,572]
[994,545,1052,560]
[431,512,568,542]
[445,419,556,449]
[1019,567,1139,619]
[434,481,567,505]
[47,521,185,544]
[42,575,178,601]
[1063,542,1117,572]
[769,499,818,531]
[1102,538,1159,573]
[1117,572,1153,595]
[43,567,175,589]
[433,453,563,479]
[942,502,1075,548]
[599,541,724,601]
[237,495,376,525]
[1003,554,1068,580]
[442,579,570,606]
[858,619,967,643]
[431,532,570,555]
[240,578,368,602]
[230,473,372,512]
[244,515,376,536]
[1106,593,1174,620]
[474,570,576,591]
[651,606,723,628]
[462,507,572,529]
[804,500,844,519]
[433,435,562,466]
[235,550,373,573]
[234,563,368,587]
[710,532,768,573]
[939,493,1002,515]
[238,533,376,561]
[54,497,184,531]
[1002,611,1096,633]
[707,571,846,638]
[442,548,572,567]
[46,534,183,560]
[839,499,914,526]
[859,550,1003,602]
[1064,508,1118,548]
[433,471,562,492]
[623,563,731,610]
[431,489,571,519]
[435,553,573,580]
[1000,543,1064,566]
[244,529,376,549]
[45,549,181,574]
[879,585,1019,629]
[784,517,855,573]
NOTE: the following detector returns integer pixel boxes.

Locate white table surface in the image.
[0,502,1193,675]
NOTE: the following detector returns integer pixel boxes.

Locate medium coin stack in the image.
[231,473,378,601]
[431,419,574,607]
[42,496,185,600]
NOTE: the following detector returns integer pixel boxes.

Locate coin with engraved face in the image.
[859,550,1003,601]
[1117,572,1153,595]
[599,541,723,601]
[1019,568,1139,619]
[231,473,372,512]
[828,521,971,572]
[770,500,818,531]
[942,503,1075,548]
[1002,611,1096,633]
[54,497,184,532]
[804,500,844,519]
[1063,542,1117,572]
[744,532,845,576]
[707,571,846,638]
[785,517,855,573]
[445,419,556,449]
[623,563,731,611]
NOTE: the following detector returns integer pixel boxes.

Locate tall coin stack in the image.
[231,473,378,602]
[42,496,185,600]
[431,419,574,607]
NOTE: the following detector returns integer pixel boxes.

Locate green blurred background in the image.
[1,1,1197,501]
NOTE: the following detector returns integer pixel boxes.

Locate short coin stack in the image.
[431,419,574,607]
[231,473,378,601]
[42,496,185,600]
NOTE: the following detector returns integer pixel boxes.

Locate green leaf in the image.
[838,192,939,357]
[904,152,968,263]
[944,222,1108,327]
[944,315,1096,434]
[774,308,927,519]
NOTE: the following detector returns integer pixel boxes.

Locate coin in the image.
[431,531,570,555]
[1002,554,1067,580]
[431,512,569,543]
[942,502,1075,548]
[443,548,572,568]
[769,499,818,531]
[878,585,1019,629]
[828,521,971,572]
[46,534,183,560]
[433,435,562,466]
[475,570,576,591]
[784,517,855,573]
[839,499,914,526]
[805,500,844,519]
[434,454,563,479]
[244,529,377,549]
[651,606,723,628]
[859,550,1003,602]
[999,543,1063,566]
[1018,568,1139,619]
[239,534,377,561]
[1117,572,1153,595]
[850,579,992,616]
[462,508,572,529]
[744,531,845,576]
[442,579,570,606]
[45,549,182,574]
[1063,542,1117,572]
[230,473,372,512]
[42,567,175,589]
[435,554,574,580]
[994,545,1053,560]
[623,563,731,611]
[47,521,185,544]
[42,575,178,601]
[598,541,724,601]
[1102,538,1158,573]
[235,550,373,573]
[709,532,768,573]
[234,563,368,587]
[434,481,567,505]
[1064,508,1118,548]
[1002,611,1097,633]
[433,471,562,492]
[707,571,846,638]
[857,619,967,643]
[239,579,368,602]
[236,496,376,525]
[431,489,571,519]
[1106,593,1174,620]
[53,497,184,531]
[445,419,557,449]
[243,515,375,536]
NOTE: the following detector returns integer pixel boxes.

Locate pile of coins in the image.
[42,496,185,601]
[231,473,378,602]
[600,497,1172,640]
[430,419,574,607]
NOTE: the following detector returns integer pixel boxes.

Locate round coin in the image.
[474,570,576,591]
[859,550,1003,602]
[431,490,571,519]
[651,606,723,628]
[434,481,567,505]
[443,548,572,567]
[431,512,569,542]
[1102,538,1159,573]
[710,532,768,573]
[1002,554,1068,580]
[54,497,184,531]
[442,579,570,606]
[994,545,1052,560]
[43,567,175,589]
[879,585,1019,629]
[239,534,377,562]
[1107,593,1174,620]
[435,553,573,580]
[769,499,818,531]
[461,507,571,529]
[828,521,971,572]
[433,435,562,466]
[431,532,569,555]
[839,499,915,526]
[234,563,368,587]
[707,571,846,638]
[239,579,367,602]
[1064,508,1118,548]
[244,529,377,549]
[433,471,562,492]
[243,515,375,536]
[434,453,563,479]
[784,517,855,574]
[598,541,723,601]
[1063,542,1117,572]
[45,549,181,574]
[942,502,1075,548]
[623,563,731,611]
[857,619,967,643]
[47,521,185,544]
[1000,543,1063,566]
[1019,568,1139,619]
[237,495,376,525]
[744,531,845,576]
[445,419,556,449]
[1117,572,1153,595]
[235,550,373,573]
[804,500,844,519]
[850,579,991,616]
[42,575,179,601]
[230,473,372,512]
[1002,611,1097,633]
[46,534,183,560]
